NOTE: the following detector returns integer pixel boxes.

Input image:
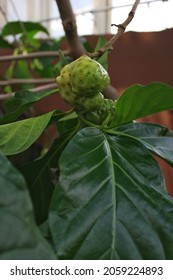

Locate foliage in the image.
[0,151,56,259]
[0,21,63,92]
[0,33,173,260]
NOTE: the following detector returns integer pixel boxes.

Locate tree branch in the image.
[88,0,140,58]
[55,0,85,59]
[0,83,57,101]
[0,78,55,86]
[0,50,70,62]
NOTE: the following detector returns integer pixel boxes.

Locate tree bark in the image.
[55,0,85,59]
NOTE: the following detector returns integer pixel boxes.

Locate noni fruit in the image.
[70,54,110,96]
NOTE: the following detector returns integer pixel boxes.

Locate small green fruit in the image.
[76,92,104,110]
[70,54,110,96]
[56,64,76,104]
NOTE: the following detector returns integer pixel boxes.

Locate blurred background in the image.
[1,0,173,36]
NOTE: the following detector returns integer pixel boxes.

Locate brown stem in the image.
[55,0,85,59]
[0,83,58,101]
[88,0,140,58]
[0,78,55,86]
[0,50,70,62]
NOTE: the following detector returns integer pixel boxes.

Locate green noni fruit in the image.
[56,54,110,115]
[56,64,76,104]
[70,54,110,96]
[76,92,104,110]
[84,99,115,125]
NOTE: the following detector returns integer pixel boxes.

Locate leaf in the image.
[21,126,79,225]
[49,127,173,260]
[94,36,107,51]
[54,49,68,76]
[94,36,112,70]
[80,36,93,53]
[0,111,54,155]
[1,21,49,37]
[113,83,173,127]
[96,50,109,71]
[57,111,78,135]
[13,60,32,79]
[0,152,56,259]
[0,89,58,124]
[0,36,13,48]
[114,122,173,167]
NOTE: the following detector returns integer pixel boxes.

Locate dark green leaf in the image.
[114,122,173,167]
[113,83,173,127]
[0,36,13,48]
[21,126,79,225]
[0,111,54,155]
[57,111,78,135]
[49,127,173,260]
[0,89,58,124]
[1,21,49,36]
[0,152,56,259]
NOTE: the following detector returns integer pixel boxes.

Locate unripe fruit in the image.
[70,54,110,96]
[55,55,111,117]
[56,64,76,104]
[76,92,104,110]
[84,99,115,125]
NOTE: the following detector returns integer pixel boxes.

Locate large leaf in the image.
[0,89,58,125]
[0,152,55,259]
[21,123,80,225]
[114,122,173,167]
[113,83,173,127]
[0,111,54,155]
[1,21,49,36]
[49,127,173,260]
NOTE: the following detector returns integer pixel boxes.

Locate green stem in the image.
[77,112,100,129]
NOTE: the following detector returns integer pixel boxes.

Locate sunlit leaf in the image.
[0,111,54,155]
[113,83,173,127]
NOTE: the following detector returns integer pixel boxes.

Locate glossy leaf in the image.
[114,122,173,167]
[49,127,173,260]
[0,111,54,155]
[1,21,49,36]
[0,89,58,124]
[113,83,173,127]
[21,126,79,225]
[0,152,56,259]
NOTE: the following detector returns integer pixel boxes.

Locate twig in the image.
[0,50,70,62]
[0,83,58,101]
[88,0,140,58]
[0,93,14,101]
[0,4,8,22]
[0,78,55,86]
